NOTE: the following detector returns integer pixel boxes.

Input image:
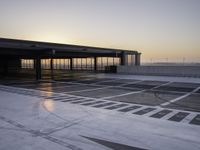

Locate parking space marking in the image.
[133,108,156,115]
[50,96,72,100]
[181,113,197,123]
[92,78,123,85]
[51,95,74,99]
[102,82,172,100]
[61,97,84,102]
[119,80,144,87]
[1,83,200,126]
[189,114,200,125]
[81,100,105,106]
[53,97,75,101]
[93,102,116,108]
[105,103,128,110]
[54,79,143,90]
[101,90,145,99]
[168,112,190,122]
[37,84,80,90]
[71,99,94,104]
[64,86,112,93]
[151,81,173,89]
[118,105,142,112]
[161,86,200,106]
[150,109,172,118]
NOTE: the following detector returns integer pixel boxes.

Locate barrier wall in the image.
[117,66,200,77]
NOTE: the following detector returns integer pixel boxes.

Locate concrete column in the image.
[135,53,141,66]
[1,58,8,77]
[50,58,54,79]
[70,58,73,71]
[94,57,97,71]
[120,52,126,65]
[35,57,41,80]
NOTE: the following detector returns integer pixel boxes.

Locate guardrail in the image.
[117,66,200,77]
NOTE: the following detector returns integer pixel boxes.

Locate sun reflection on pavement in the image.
[43,99,54,112]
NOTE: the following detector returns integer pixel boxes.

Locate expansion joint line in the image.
[0,115,83,150]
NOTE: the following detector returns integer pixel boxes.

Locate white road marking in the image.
[101,81,172,99]
[64,86,112,93]
[1,84,200,126]
[161,110,180,120]
[119,80,144,86]
[161,87,200,106]
[181,113,198,124]
[38,84,81,90]
[127,105,149,114]
[92,78,122,84]
[151,81,173,89]
[143,108,163,117]
[101,90,145,99]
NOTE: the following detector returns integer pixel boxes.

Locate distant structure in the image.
[0,38,141,79]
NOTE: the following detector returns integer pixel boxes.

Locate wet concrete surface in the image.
[154,82,200,93]
[108,90,183,106]
[71,87,138,98]
[1,76,200,113]
[164,93,200,112]
[122,80,168,89]
[1,75,200,150]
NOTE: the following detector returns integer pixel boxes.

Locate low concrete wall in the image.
[117,66,200,77]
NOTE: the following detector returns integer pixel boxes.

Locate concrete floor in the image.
[0,74,200,150]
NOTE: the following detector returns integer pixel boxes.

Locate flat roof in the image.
[0,38,140,58]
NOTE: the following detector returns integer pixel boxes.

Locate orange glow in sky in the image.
[0,0,200,62]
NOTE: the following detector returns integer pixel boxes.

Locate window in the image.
[127,54,135,66]
[21,59,34,69]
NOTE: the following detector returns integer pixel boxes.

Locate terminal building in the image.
[0,38,141,80]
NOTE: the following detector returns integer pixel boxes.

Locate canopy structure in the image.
[0,38,141,79]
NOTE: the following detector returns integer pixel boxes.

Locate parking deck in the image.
[1,74,200,126]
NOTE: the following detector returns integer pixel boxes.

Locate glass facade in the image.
[73,58,94,70]
[21,57,121,71]
[97,57,120,70]
[127,54,135,66]
[41,59,71,70]
[53,59,70,70]
[41,59,51,69]
[21,59,34,69]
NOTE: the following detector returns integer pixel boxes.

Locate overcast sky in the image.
[0,0,200,62]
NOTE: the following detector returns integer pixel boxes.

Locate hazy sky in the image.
[0,0,200,62]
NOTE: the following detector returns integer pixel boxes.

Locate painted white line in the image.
[52,80,103,87]
[38,84,81,90]
[54,79,146,90]
[92,78,121,84]
[126,105,149,114]
[181,113,198,124]
[64,86,112,93]
[83,101,108,106]
[101,82,172,100]
[151,81,173,89]
[143,108,163,117]
[108,104,131,111]
[119,80,144,87]
[60,97,85,102]
[101,90,145,99]
[161,110,179,120]
[161,86,200,106]
[1,84,200,116]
